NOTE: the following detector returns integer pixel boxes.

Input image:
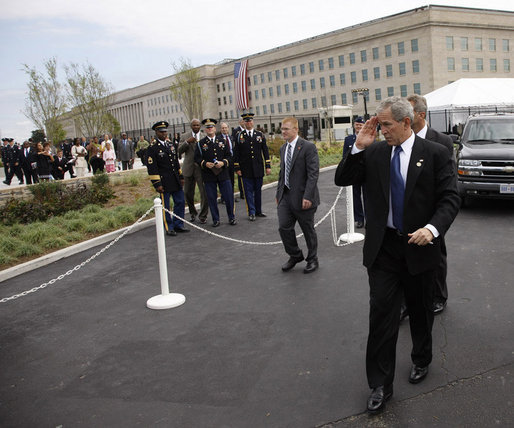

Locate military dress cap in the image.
[241,112,255,121]
[354,116,365,124]
[152,120,169,131]
[201,118,217,127]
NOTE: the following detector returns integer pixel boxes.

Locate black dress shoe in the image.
[175,227,189,233]
[229,218,237,225]
[356,221,364,228]
[400,304,409,322]
[248,214,256,221]
[213,221,220,227]
[281,256,304,272]
[367,385,393,414]
[409,365,429,384]
[303,259,319,274]
[199,218,207,224]
[166,230,177,236]
[433,301,447,314]
[3,180,10,185]
[190,214,196,222]
[256,213,266,217]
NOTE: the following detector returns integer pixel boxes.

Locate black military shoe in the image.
[175,227,189,233]
[256,213,267,217]
[281,256,304,272]
[409,365,429,384]
[248,214,256,221]
[367,384,393,414]
[166,230,177,236]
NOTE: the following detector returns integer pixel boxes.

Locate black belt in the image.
[386,227,403,238]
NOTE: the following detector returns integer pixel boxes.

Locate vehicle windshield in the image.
[464,119,514,142]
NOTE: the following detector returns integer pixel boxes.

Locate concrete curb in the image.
[0,165,337,282]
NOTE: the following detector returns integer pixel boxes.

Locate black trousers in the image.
[277,189,318,262]
[366,228,435,388]
[22,164,39,184]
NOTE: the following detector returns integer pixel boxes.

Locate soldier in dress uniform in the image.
[3,138,24,185]
[194,118,237,227]
[1,138,9,180]
[233,112,271,221]
[146,121,189,236]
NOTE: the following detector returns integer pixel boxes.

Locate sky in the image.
[1,0,513,141]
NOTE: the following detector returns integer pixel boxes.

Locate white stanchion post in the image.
[146,197,186,310]
[338,186,365,244]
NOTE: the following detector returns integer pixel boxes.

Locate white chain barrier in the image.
[1,186,357,304]
[0,206,155,304]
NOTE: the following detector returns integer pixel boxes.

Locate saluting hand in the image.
[355,116,378,150]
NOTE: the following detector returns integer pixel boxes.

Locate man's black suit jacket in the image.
[334,135,460,275]
[276,137,320,211]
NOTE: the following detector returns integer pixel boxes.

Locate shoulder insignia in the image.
[148,156,153,164]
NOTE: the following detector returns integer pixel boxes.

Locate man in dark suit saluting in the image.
[276,116,320,274]
[335,97,460,414]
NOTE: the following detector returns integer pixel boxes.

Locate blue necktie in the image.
[390,146,404,232]
[285,143,293,188]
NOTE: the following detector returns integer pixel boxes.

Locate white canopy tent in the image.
[424,78,514,133]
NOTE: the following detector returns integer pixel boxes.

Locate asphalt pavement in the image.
[0,169,513,427]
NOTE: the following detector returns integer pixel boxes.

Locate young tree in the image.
[23,57,67,144]
[170,58,205,122]
[65,61,114,137]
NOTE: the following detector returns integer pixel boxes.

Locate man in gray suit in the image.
[117,132,135,170]
[276,116,320,274]
[179,119,208,224]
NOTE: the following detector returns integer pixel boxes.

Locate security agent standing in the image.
[146,121,189,236]
[343,117,366,228]
[195,119,237,227]
[233,112,271,221]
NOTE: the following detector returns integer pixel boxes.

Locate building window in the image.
[301,81,307,92]
[338,55,344,67]
[350,71,356,84]
[375,88,381,101]
[340,73,346,85]
[268,71,272,82]
[446,36,454,50]
[309,61,315,73]
[460,37,468,51]
[229,95,233,104]
[349,53,355,64]
[475,38,482,51]
[291,65,297,76]
[294,100,299,111]
[284,84,290,94]
[328,57,334,69]
[387,87,394,97]
[374,67,380,80]
[300,64,306,75]
[320,77,325,88]
[228,81,232,90]
[399,62,406,75]
[276,85,281,96]
[223,96,227,105]
[260,73,265,83]
[330,94,337,105]
[321,96,327,107]
[293,82,298,93]
[263,105,267,114]
[217,98,221,106]
[400,84,407,97]
[352,92,358,104]
[310,79,316,90]
[385,44,392,57]
[362,69,368,81]
[254,90,259,100]
[275,70,280,81]
[411,38,418,52]
[253,75,258,85]
[504,59,511,72]
[217,84,220,92]
[398,41,405,55]
[222,83,226,91]
[283,68,288,78]
[303,99,308,110]
[270,104,275,114]
[261,88,266,98]
[319,59,324,71]
[256,106,260,115]
[341,93,347,104]
[412,60,420,73]
[278,102,283,113]
[489,38,496,51]
[372,47,379,60]
[447,57,455,71]
[386,64,393,77]
[413,83,421,95]
[311,98,317,108]
[329,75,335,87]
[269,87,273,97]
[360,50,367,62]
[230,110,234,119]
[476,58,484,72]
[503,39,510,52]
[490,58,497,72]
[462,58,469,71]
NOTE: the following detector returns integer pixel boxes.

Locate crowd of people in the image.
[0,133,159,185]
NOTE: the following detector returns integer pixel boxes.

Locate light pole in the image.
[351,88,369,120]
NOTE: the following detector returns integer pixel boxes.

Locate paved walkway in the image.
[0,170,513,427]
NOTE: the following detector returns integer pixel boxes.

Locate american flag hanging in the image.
[234,60,249,111]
